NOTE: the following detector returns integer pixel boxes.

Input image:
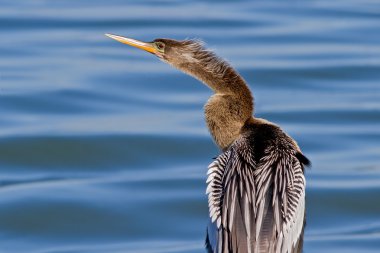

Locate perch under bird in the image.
[105,33,310,253]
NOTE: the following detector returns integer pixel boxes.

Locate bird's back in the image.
[205,119,309,253]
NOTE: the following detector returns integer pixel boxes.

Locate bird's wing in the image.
[205,134,307,253]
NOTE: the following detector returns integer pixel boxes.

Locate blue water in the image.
[1,0,380,252]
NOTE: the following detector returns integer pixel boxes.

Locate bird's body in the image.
[205,118,307,253]
[106,34,310,253]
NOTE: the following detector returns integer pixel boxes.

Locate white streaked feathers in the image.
[206,136,306,253]
[206,150,231,227]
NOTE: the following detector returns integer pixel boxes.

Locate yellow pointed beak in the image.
[105,34,157,54]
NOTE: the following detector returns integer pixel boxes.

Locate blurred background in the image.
[1,0,380,252]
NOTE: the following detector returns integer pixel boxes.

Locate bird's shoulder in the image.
[229,118,309,166]
[225,118,310,165]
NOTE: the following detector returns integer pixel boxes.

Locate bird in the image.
[105,34,310,253]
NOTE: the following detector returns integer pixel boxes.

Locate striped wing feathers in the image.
[206,150,231,227]
[206,136,306,253]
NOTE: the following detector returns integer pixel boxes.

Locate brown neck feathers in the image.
[177,48,254,149]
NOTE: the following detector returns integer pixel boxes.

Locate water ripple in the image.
[1,0,380,252]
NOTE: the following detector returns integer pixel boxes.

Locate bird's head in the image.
[105,34,208,69]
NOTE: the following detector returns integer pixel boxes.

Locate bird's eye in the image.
[155,42,165,52]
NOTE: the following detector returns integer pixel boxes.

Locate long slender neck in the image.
[178,57,254,150]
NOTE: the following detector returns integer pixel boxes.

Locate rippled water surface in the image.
[1,0,380,252]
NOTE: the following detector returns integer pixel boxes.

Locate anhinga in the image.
[106,34,310,253]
